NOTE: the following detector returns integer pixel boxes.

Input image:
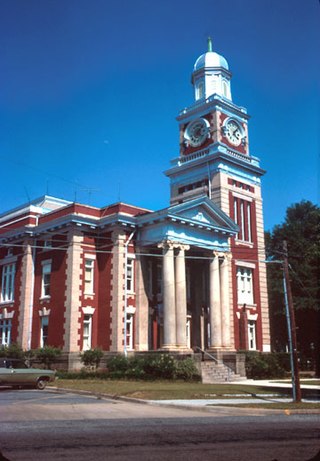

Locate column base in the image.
[159,345,193,353]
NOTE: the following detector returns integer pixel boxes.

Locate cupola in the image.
[191,38,232,102]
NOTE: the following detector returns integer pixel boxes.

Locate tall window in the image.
[41,262,51,298]
[83,314,92,351]
[248,320,257,350]
[126,314,134,350]
[84,259,94,294]
[1,264,15,302]
[40,316,49,347]
[233,197,253,242]
[0,319,12,346]
[196,81,204,100]
[222,80,228,98]
[237,267,254,305]
[126,257,134,293]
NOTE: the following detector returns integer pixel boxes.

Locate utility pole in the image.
[282,240,301,403]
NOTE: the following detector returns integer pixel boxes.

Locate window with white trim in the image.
[196,81,204,100]
[222,79,228,98]
[82,314,92,351]
[0,319,12,346]
[126,257,135,293]
[40,316,49,347]
[126,314,134,350]
[248,320,257,350]
[84,259,94,294]
[237,267,254,305]
[233,196,253,242]
[1,264,15,302]
[41,262,51,298]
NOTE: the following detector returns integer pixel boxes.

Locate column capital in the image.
[175,244,190,252]
[157,240,189,251]
[222,252,232,262]
[157,240,175,250]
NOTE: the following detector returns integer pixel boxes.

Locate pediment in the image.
[167,196,238,233]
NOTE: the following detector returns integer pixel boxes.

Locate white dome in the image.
[194,51,229,71]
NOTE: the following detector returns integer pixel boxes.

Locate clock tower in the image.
[165,39,271,352]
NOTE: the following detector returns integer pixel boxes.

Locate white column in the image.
[159,241,176,348]
[209,252,222,349]
[220,253,231,348]
[175,245,189,348]
[18,239,35,350]
[135,248,149,351]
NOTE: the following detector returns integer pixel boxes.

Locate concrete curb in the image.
[48,386,320,416]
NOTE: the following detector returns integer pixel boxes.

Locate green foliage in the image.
[56,370,110,380]
[175,357,201,381]
[0,343,25,359]
[266,200,320,369]
[33,346,62,369]
[244,351,289,379]
[80,348,104,370]
[105,354,200,381]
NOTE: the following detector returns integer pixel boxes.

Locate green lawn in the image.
[52,379,295,400]
[51,379,320,410]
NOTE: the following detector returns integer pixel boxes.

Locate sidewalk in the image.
[149,379,319,408]
[229,378,320,390]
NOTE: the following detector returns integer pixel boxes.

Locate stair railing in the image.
[194,346,234,382]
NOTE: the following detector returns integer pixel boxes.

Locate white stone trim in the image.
[84,253,96,260]
[39,307,51,317]
[0,309,14,320]
[82,306,95,315]
[247,313,258,321]
[232,191,253,202]
[126,305,136,315]
[235,260,256,269]
[0,256,17,266]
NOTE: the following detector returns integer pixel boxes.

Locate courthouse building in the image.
[0,40,270,369]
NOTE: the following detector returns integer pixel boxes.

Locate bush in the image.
[80,348,104,370]
[244,351,289,379]
[57,370,110,380]
[175,357,201,381]
[33,346,62,369]
[0,343,25,359]
[105,354,200,381]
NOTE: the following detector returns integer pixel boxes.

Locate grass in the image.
[51,379,320,410]
[230,402,320,410]
[52,378,288,400]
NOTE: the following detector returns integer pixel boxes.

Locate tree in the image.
[265,201,320,374]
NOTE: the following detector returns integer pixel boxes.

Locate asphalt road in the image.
[0,388,319,461]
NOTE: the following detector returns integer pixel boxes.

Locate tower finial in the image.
[207,36,213,52]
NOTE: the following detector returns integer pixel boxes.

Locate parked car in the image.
[0,358,56,389]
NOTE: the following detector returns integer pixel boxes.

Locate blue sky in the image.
[0,0,318,231]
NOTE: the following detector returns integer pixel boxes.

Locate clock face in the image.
[184,118,209,147]
[224,119,243,146]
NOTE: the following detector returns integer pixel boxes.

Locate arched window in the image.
[222,80,228,98]
[196,82,204,100]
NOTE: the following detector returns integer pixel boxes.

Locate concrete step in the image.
[200,361,240,384]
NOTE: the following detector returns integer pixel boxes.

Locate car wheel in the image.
[36,378,47,390]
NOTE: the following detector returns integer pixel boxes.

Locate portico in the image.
[136,196,238,352]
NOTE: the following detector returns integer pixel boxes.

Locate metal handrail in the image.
[194,346,235,382]
[194,346,220,363]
